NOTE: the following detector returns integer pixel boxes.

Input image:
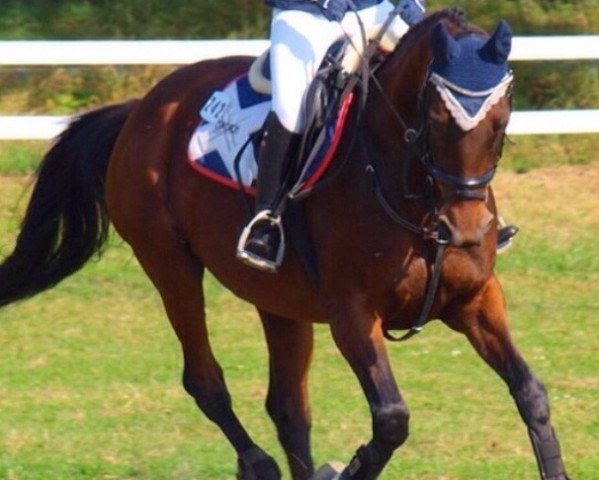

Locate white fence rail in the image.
[1,37,598,139]
[0,40,270,66]
[2,109,597,141]
[1,37,598,65]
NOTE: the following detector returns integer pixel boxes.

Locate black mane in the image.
[394,7,469,56]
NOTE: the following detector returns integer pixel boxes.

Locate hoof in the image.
[311,461,345,480]
[236,446,281,480]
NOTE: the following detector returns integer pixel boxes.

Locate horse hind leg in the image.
[130,233,281,479]
[453,275,570,480]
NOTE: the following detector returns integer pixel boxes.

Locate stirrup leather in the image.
[236,210,286,273]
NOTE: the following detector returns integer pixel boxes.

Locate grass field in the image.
[0,141,598,479]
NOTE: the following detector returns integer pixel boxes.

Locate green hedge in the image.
[0,0,270,39]
[1,0,596,39]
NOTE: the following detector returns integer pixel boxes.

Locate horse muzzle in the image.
[437,202,494,248]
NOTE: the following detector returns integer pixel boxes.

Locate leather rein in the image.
[356,53,502,342]
[294,7,506,341]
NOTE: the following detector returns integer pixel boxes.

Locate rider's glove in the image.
[397,0,426,26]
[312,0,350,22]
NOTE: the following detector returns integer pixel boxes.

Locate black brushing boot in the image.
[237,112,301,272]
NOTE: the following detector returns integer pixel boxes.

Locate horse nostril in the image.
[437,212,490,248]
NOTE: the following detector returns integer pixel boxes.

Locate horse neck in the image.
[376,37,432,126]
[367,9,466,146]
[330,11,465,211]
[358,28,433,198]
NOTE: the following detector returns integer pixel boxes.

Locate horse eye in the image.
[428,111,449,134]
[496,132,508,159]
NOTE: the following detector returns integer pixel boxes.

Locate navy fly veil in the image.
[428,19,513,131]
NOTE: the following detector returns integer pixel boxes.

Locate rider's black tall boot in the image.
[236,112,301,272]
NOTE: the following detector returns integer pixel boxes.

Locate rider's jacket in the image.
[264,0,384,16]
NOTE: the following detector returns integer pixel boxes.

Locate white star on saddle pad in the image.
[188,75,271,188]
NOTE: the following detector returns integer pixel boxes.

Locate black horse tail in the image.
[0,100,139,307]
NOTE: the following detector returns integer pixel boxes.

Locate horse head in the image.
[425,18,513,247]
[371,11,513,248]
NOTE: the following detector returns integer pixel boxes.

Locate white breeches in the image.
[269,1,408,133]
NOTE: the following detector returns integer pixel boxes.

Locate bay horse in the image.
[0,8,570,480]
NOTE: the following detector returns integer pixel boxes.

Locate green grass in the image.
[501,134,599,173]
[0,157,598,479]
[0,142,46,175]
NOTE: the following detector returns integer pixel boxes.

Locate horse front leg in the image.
[449,275,570,480]
[260,311,315,480]
[325,300,409,480]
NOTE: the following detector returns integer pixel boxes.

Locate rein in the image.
[364,138,451,342]
[355,26,501,342]
[325,8,453,341]
[358,69,452,342]
[299,9,503,341]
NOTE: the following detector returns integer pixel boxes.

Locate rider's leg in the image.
[238,4,410,272]
[238,10,330,272]
[237,112,301,271]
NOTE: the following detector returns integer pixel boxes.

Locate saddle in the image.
[187,22,404,283]
[188,22,402,196]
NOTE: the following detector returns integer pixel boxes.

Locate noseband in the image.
[420,153,496,200]
[367,69,506,240]
[405,68,511,202]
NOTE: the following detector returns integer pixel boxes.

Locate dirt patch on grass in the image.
[493,163,599,242]
[1,162,598,245]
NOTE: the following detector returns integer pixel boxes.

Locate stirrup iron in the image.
[236,210,286,273]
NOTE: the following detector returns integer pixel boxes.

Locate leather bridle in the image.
[363,66,511,341]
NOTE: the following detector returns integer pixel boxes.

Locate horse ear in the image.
[484,19,512,63]
[431,22,461,65]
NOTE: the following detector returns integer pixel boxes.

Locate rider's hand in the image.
[314,0,350,22]
[397,0,426,26]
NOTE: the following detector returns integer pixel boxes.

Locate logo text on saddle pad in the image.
[188,74,353,194]
[188,76,271,188]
